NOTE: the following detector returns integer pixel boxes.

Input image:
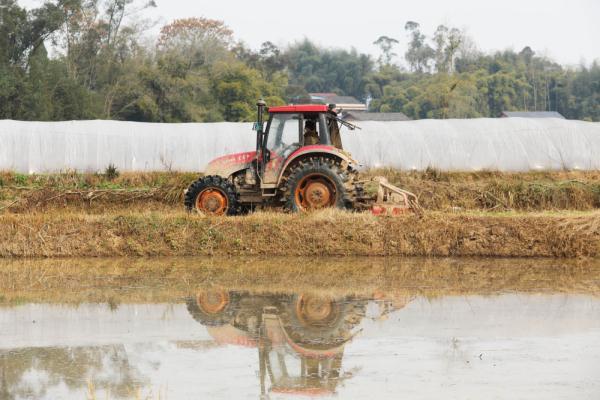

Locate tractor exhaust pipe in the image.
[256,99,266,129]
[256,99,266,152]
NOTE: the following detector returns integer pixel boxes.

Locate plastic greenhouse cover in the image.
[0,118,598,173]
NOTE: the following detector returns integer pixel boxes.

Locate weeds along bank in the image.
[0,210,598,258]
[1,169,599,213]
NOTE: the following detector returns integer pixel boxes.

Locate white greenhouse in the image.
[0,118,598,173]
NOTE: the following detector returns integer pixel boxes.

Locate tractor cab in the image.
[254,103,352,186]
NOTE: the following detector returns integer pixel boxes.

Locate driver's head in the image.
[305,119,317,131]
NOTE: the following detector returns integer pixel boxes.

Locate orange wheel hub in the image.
[197,291,230,314]
[294,174,336,210]
[295,294,337,327]
[196,188,228,215]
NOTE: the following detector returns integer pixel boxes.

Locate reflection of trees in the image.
[0,345,143,399]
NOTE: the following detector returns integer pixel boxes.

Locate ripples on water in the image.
[1,257,600,399]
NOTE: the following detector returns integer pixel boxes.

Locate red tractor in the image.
[185,100,419,215]
[186,290,368,397]
[186,289,414,397]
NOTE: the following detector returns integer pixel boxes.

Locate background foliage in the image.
[0,0,598,122]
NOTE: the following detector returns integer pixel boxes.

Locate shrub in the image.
[104,164,120,181]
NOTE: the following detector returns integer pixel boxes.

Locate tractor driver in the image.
[303,119,319,145]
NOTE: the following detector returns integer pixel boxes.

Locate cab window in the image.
[266,114,301,158]
[303,116,320,146]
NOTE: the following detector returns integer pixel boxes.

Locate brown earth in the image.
[0,210,598,258]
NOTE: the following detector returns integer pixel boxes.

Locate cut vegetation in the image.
[0,170,598,259]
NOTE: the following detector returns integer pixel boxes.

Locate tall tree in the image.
[157,17,233,71]
[373,35,399,66]
[0,4,597,123]
[404,21,434,73]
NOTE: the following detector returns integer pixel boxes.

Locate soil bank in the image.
[0,210,598,258]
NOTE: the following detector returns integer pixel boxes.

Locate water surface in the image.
[1,257,599,399]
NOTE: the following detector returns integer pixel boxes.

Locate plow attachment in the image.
[355,177,422,216]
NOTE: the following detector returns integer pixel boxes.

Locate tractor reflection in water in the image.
[186,290,412,398]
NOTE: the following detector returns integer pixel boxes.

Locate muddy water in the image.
[1,258,600,399]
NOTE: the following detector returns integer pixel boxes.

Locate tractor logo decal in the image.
[210,151,255,167]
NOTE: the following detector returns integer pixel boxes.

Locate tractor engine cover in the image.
[205,151,256,179]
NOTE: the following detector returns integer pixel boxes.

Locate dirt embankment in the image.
[1,169,599,213]
[0,210,598,258]
[0,170,598,259]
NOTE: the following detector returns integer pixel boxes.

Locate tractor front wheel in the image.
[185,176,240,215]
[282,157,353,212]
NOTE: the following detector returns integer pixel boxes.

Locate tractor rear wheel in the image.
[282,157,354,212]
[278,294,367,349]
[185,176,240,215]
[186,290,239,327]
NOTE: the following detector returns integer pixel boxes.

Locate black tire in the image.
[184,175,240,215]
[186,291,240,327]
[281,157,354,212]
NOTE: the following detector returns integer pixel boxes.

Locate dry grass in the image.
[0,171,195,213]
[362,168,600,211]
[0,209,598,258]
[1,256,599,305]
[0,170,198,189]
[1,170,597,259]
[1,169,598,213]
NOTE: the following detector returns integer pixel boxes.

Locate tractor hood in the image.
[205,151,256,178]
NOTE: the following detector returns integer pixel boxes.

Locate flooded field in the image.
[1,257,599,399]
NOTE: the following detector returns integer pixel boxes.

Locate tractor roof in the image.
[268,104,329,113]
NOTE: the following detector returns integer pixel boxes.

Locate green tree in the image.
[212,60,285,121]
[433,24,463,74]
[283,39,374,101]
[0,4,597,123]
[373,35,399,66]
[404,21,434,73]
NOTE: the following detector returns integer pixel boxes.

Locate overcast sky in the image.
[19,0,600,67]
